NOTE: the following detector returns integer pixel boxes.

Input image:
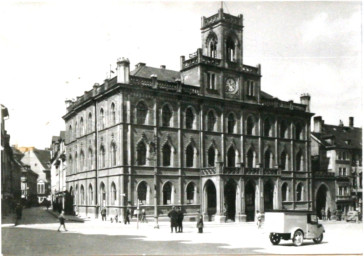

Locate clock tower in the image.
[181,8,261,102]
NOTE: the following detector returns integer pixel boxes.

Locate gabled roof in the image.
[33,149,51,169]
[311,124,362,150]
[131,64,180,83]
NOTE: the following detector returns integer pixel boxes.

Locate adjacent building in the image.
[312,116,362,219]
[19,147,51,204]
[63,8,314,222]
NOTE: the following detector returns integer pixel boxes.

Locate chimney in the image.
[180,56,185,70]
[349,117,354,128]
[300,93,311,112]
[160,65,166,69]
[339,120,343,127]
[135,62,146,69]
[314,116,323,133]
[116,58,130,84]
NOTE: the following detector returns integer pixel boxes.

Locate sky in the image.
[0,1,362,149]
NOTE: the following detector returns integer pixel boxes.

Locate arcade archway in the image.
[264,180,274,211]
[204,180,217,220]
[245,180,255,222]
[316,184,330,219]
[224,179,236,221]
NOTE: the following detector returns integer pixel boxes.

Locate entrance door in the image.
[245,181,255,222]
[205,180,216,221]
[316,185,328,219]
[264,180,274,211]
[224,179,236,221]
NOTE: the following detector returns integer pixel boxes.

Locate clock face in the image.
[225,78,238,94]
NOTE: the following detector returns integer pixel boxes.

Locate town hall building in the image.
[63,8,314,222]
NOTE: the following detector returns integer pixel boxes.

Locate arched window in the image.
[80,185,85,205]
[137,181,147,204]
[100,145,105,168]
[80,150,85,171]
[295,123,303,140]
[100,108,105,129]
[247,116,254,135]
[209,40,217,57]
[264,149,273,169]
[296,151,303,171]
[111,103,116,125]
[186,182,195,204]
[207,110,216,132]
[186,144,194,168]
[111,142,117,166]
[75,122,78,137]
[88,184,93,205]
[185,107,194,129]
[80,117,84,136]
[162,143,171,167]
[280,120,288,139]
[264,118,272,137]
[88,112,92,132]
[75,185,78,204]
[88,148,93,169]
[68,155,73,175]
[296,183,303,201]
[162,104,172,127]
[282,183,288,202]
[100,182,106,206]
[163,182,172,205]
[247,149,254,168]
[136,101,148,125]
[137,141,147,165]
[68,125,72,140]
[227,146,235,167]
[208,146,215,167]
[280,151,288,171]
[111,182,117,205]
[74,152,78,173]
[227,113,235,134]
[226,37,235,62]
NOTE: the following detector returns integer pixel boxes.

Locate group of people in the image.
[320,208,332,220]
[100,207,148,224]
[167,206,204,233]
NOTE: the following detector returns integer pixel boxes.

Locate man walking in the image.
[124,208,131,224]
[57,211,68,232]
[177,207,184,233]
[168,206,178,233]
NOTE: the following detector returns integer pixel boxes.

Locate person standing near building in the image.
[141,208,147,223]
[14,203,23,226]
[327,208,331,221]
[177,207,184,233]
[256,210,262,229]
[321,208,326,220]
[101,207,107,221]
[196,210,204,233]
[124,208,131,224]
[168,206,178,233]
[57,211,68,232]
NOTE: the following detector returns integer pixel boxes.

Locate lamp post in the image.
[150,135,159,229]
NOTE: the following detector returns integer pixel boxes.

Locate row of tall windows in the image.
[339,167,347,176]
[281,182,305,202]
[338,186,350,196]
[338,151,349,160]
[74,181,197,206]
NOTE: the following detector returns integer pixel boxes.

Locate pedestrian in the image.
[141,208,147,223]
[57,211,68,232]
[321,208,326,220]
[101,207,107,221]
[177,207,184,233]
[168,206,178,233]
[196,210,204,233]
[327,208,331,221]
[14,203,23,226]
[114,209,119,223]
[124,208,131,224]
[256,210,262,229]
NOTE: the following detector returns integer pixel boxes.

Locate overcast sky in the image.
[0,1,361,149]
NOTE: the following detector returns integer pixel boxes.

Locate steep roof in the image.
[11,146,24,162]
[33,149,51,169]
[131,64,180,83]
[312,124,362,150]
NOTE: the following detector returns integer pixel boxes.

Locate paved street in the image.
[2,207,363,255]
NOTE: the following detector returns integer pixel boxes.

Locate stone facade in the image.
[64,9,313,222]
[312,116,362,219]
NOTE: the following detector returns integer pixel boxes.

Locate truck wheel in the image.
[292,230,304,246]
[313,234,323,244]
[269,233,281,245]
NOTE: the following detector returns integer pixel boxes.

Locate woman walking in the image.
[57,211,68,232]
